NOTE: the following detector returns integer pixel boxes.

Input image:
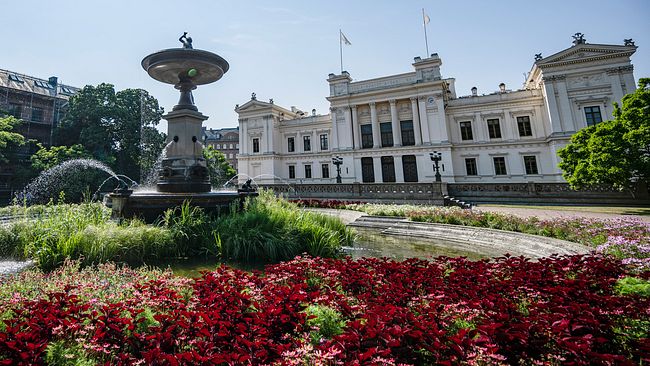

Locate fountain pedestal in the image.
[158,109,210,193]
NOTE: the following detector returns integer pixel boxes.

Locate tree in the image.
[54,83,165,182]
[559,78,650,192]
[0,115,25,163]
[30,143,91,171]
[203,145,237,187]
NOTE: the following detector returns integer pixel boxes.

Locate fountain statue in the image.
[108,33,256,221]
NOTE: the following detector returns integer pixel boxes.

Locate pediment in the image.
[236,99,273,112]
[536,43,636,68]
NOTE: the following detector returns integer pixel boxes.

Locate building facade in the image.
[202,126,240,170]
[0,69,79,202]
[236,35,637,187]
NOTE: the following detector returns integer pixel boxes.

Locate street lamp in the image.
[332,156,343,183]
[429,151,442,182]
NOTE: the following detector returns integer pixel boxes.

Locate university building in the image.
[202,126,240,170]
[238,35,640,204]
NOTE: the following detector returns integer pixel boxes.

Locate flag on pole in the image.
[423,12,430,25]
[340,31,352,45]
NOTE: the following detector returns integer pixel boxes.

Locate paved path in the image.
[0,260,34,279]
[474,205,650,223]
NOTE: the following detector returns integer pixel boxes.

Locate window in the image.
[33,80,52,89]
[252,138,259,153]
[305,165,312,179]
[465,158,478,176]
[60,85,74,95]
[487,119,501,139]
[31,108,44,122]
[400,120,415,146]
[8,74,24,83]
[493,157,507,175]
[361,124,373,148]
[381,156,396,182]
[584,106,603,127]
[460,121,473,140]
[236,144,239,148]
[229,153,233,159]
[229,144,233,149]
[8,103,22,119]
[517,116,532,137]
[320,134,328,150]
[287,137,295,152]
[303,135,311,151]
[216,144,221,149]
[361,157,375,183]
[321,164,329,178]
[380,122,393,147]
[402,155,418,182]
[288,165,295,179]
[523,156,539,175]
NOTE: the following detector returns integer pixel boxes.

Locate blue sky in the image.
[4,0,649,131]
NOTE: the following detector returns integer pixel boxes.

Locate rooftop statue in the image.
[179,32,193,49]
[572,32,586,46]
[624,39,635,46]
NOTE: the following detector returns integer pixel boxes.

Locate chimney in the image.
[312,109,316,116]
[48,76,58,86]
[499,83,506,93]
[471,87,477,96]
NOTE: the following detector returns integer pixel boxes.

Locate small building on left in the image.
[0,69,79,203]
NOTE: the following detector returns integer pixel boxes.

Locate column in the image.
[344,106,353,150]
[353,157,362,182]
[555,77,575,132]
[542,80,562,134]
[373,157,382,183]
[267,116,275,153]
[435,96,449,142]
[474,112,484,141]
[503,112,515,140]
[351,105,360,149]
[607,70,625,104]
[394,155,404,182]
[330,107,339,150]
[410,97,423,145]
[370,102,380,148]
[390,99,401,146]
[239,120,247,154]
[418,97,431,144]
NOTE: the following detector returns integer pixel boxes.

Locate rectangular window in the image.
[460,121,473,140]
[252,138,259,153]
[487,118,502,139]
[288,165,295,179]
[321,164,329,178]
[517,116,533,137]
[304,165,312,179]
[303,136,311,151]
[402,155,418,182]
[381,156,396,182]
[400,120,415,146]
[287,137,295,152]
[523,155,539,175]
[493,157,507,175]
[380,122,393,147]
[8,74,24,83]
[361,157,375,183]
[584,106,603,127]
[465,158,478,176]
[320,134,328,150]
[32,108,44,122]
[361,124,373,149]
[8,103,22,119]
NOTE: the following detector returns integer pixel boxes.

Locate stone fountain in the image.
[109,33,256,221]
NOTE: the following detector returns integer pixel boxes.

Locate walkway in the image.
[474,205,650,223]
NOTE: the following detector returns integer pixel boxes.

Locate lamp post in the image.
[332,156,343,183]
[429,151,442,182]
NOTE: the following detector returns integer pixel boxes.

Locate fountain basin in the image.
[141,49,229,86]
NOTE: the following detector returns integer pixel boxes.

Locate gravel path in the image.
[474,205,650,223]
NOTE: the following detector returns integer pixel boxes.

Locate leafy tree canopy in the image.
[559,78,650,191]
[30,143,92,171]
[0,115,25,163]
[203,145,237,187]
[54,83,165,182]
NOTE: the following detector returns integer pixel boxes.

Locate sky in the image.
[3,0,649,132]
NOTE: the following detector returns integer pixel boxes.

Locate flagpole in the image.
[339,29,343,73]
[422,8,430,56]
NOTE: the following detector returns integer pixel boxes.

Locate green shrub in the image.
[615,277,650,297]
[304,304,346,344]
[160,201,212,257]
[44,340,96,366]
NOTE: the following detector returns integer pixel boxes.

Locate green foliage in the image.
[304,304,346,344]
[215,190,353,263]
[203,145,236,187]
[30,143,91,171]
[558,78,650,191]
[0,115,25,163]
[54,83,165,181]
[614,276,650,297]
[44,340,96,366]
[160,201,213,257]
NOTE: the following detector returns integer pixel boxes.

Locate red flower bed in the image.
[291,199,362,209]
[1,255,648,365]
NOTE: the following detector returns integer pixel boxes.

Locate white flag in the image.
[423,13,430,25]
[340,31,352,45]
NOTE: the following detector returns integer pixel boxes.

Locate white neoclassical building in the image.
[236,35,637,188]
